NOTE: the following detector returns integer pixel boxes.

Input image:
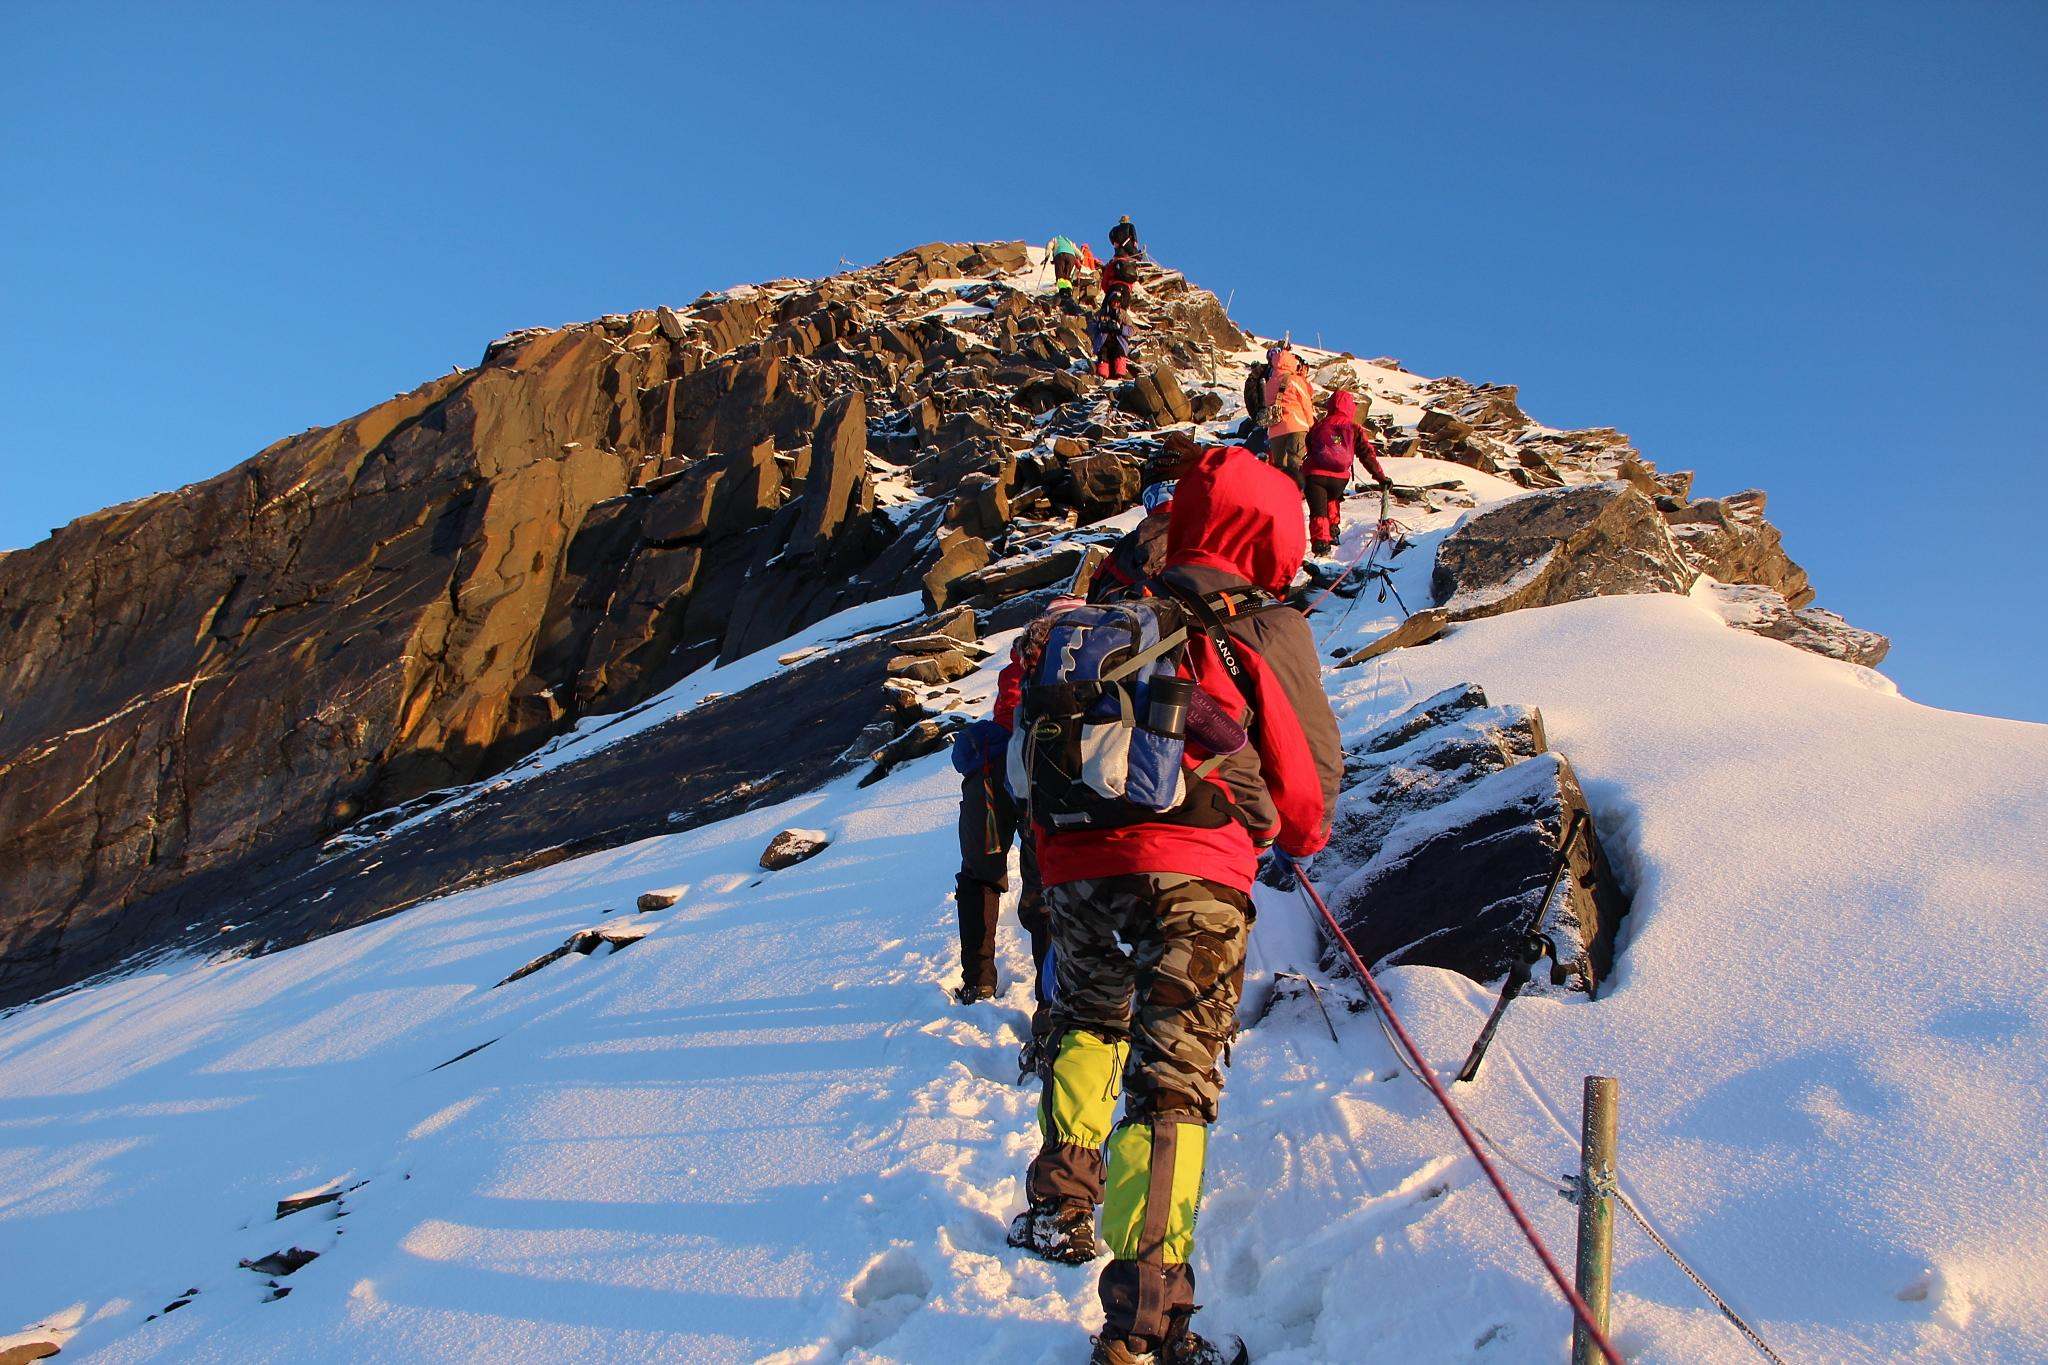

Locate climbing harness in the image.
[1274,850,1625,1365]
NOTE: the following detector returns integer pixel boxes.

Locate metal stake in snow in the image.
[1574,1077,1620,1365]
[1275,850,1625,1365]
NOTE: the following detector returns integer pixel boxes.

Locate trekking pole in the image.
[1274,850,1625,1365]
[1454,934,1550,1085]
[1455,812,1586,1084]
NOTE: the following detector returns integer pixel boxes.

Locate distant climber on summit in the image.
[1005,441,1343,1365]
[1090,303,1134,379]
[1108,213,1143,259]
[1261,346,1316,488]
[1304,387,1390,557]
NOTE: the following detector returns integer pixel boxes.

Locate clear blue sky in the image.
[4,3,2042,721]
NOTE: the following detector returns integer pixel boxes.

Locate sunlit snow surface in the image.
[4,471,2046,1361]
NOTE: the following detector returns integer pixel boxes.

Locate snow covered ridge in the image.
[1,542,2041,1361]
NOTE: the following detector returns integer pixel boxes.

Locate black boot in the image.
[955,879,1001,1002]
[1007,1200,1101,1265]
[1158,1307,1247,1365]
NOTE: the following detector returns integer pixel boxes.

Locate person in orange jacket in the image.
[1261,347,1316,487]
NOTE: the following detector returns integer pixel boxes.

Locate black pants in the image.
[956,766,1049,996]
[1305,474,1346,549]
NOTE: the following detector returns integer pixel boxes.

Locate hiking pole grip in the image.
[1454,937,1543,1084]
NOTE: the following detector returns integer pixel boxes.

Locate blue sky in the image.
[3,3,2042,721]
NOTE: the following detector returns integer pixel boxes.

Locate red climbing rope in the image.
[1278,851,1626,1365]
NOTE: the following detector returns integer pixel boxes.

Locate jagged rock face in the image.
[1702,582,1890,666]
[1319,684,1628,992]
[0,240,1253,1006]
[1662,488,1814,608]
[1431,482,1698,620]
[0,336,642,1004]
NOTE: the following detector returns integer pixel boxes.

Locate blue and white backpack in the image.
[1005,585,1275,832]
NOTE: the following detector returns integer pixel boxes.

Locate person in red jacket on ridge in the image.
[1303,387,1391,557]
[1007,442,1344,1365]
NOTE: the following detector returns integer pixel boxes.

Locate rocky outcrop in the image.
[1662,489,1813,607]
[1432,482,1698,620]
[1317,685,1627,992]
[1701,582,1891,666]
[0,241,1254,1006]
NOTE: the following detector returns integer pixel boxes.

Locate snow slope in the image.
[8,491,2039,1365]
[5,504,2045,1359]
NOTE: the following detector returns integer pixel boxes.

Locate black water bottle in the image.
[1145,675,1193,739]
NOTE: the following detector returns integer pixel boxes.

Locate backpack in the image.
[1005,584,1277,832]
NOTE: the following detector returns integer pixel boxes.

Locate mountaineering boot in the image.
[1094,361,1112,379]
[953,982,996,1005]
[1006,1199,1101,1265]
[1085,1329,1247,1364]
[1157,1306,1248,1364]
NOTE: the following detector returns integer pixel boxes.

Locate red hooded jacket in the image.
[1305,389,1388,482]
[1032,446,1344,893]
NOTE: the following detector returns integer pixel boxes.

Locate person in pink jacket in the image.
[1261,347,1315,487]
[1303,388,1391,555]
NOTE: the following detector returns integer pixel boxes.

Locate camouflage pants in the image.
[1026,873,1251,1345]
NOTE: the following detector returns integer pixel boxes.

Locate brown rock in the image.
[1066,452,1142,522]
[895,606,977,646]
[760,827,831,870]
[1335,608,1450,667]
[887,651,976,685]
[859,716,968,786]
[955,544,1088,603]
[1662,490,1813,607]
[1118,366,1193,425]
[789,391,868,554]
[946,473,1010,540]
[1432,483,1697,621]
[1701,582,1890,666]
[921,530,991,612]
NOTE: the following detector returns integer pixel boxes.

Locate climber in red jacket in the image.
[1303,388,1390,556]
[1008,442,1343,1365]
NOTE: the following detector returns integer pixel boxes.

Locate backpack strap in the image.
[1099,622,1190,684]
[1153,580,1281,695]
